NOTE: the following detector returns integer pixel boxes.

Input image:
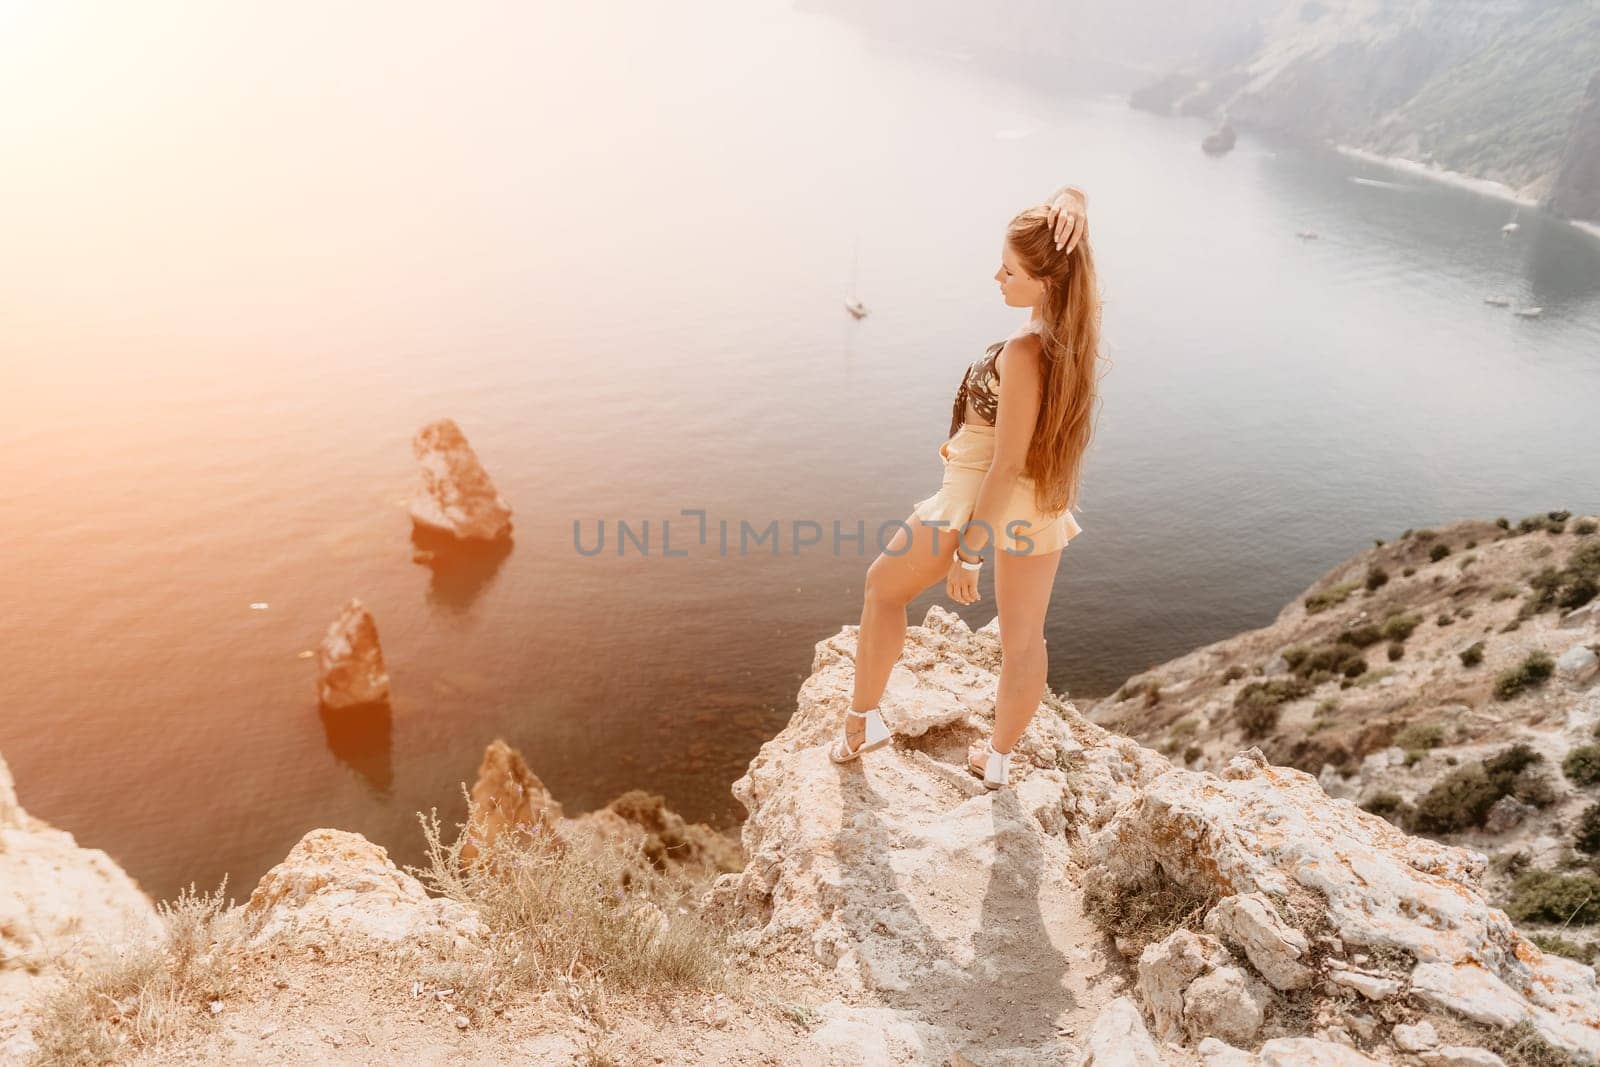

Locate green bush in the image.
[1364,565,1388,591]
[1578,519,1598,536]
[1220,664,1247,684]
[1436,613,1454,626]
[1429,542,1451,562]
[1337,625,1382,648]
[1361,792,1408,824]
[1459,641,1485,668]
[1394,722,1444,753]
[1576,802,1600,854]
[1387,642,1404,661]
[1505,870,1600,925]
[1402,566,1416,577]
[1304,580,1359,615]
[1494,651,1556,700]
[1292,643,1367,679]
[1565,745,1600,786]
[1410,744,1548,834]
[1233,678,1311,738]
[1410,766,1501,833]
[1521,539,1600,616]
[1495,517,1510,530]
[1380,613,1421,642]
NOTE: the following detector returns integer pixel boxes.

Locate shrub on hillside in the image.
[1565,745,1600,786]
[1494,650,1555,700]
[1233,678,1311,738]
[1380,613,1421,641]
[1505,870,1600,925]
[1575,802,1600,854]
[1408,744,1549,834]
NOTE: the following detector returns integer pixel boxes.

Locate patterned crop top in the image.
[947,339,1006,436]
[947,324,1047,436]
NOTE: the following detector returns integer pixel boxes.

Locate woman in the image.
[829,184,1104,791]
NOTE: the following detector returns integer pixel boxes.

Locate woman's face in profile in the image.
[994,240,1044,308]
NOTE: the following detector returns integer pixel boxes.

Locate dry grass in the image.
[1083,868,1217,959]
[404,805,731,1026]
[28,881,249,1067]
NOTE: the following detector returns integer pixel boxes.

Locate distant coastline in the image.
[1331,143,1539,210]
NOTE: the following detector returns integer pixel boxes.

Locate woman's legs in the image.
[985,544,1064,758]
[844,513,960,751]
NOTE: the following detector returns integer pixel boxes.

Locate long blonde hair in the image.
[1004,207,1105,515]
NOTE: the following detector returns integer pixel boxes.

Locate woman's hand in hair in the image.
[1045,185,1087,254]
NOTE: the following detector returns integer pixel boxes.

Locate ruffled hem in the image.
[910,491,974,528]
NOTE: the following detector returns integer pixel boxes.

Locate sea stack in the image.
[315,598,391,710]
[408,418,513,542]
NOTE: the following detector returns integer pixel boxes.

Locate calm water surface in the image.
[3,1,1599,898]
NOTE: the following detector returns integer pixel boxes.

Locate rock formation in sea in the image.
[314,596,391,710]
[408,417,514,542]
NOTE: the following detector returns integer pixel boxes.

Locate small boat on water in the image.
[1513,306,1543,318]
[845,299,868,319]
[1502,208,1521,234]
[1483,296,1511,307]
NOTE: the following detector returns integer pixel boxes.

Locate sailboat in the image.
[844,234,868,319]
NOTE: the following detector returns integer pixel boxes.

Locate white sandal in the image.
[828,707,893,763]
[968,739,1011,790]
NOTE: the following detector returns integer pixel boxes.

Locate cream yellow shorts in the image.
[910,423,1083,556]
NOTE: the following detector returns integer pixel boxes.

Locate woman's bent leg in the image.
[990,546,1064,755]
[845,514,960,750]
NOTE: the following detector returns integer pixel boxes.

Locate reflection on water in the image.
[318,701,394,797]
[411,526,515,612]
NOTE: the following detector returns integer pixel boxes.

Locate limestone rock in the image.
[0,751,160,1006]
[1483,794,1536,834]
[572,789,742,878]
[1561,603,1600,630]
[1138,927,1232,1041]
[1393,1020,1440,1052]
[1083,746,1600,1060]
[1202,892,1313,991]
[1183,965,1270,1046]
[460,739,564,866]
[1197,1037,1259,1066]
[1557,644,1599,685]
[1419,1048,1507,1067]
[315,598,390,709]
[1327,966,1401,1000]
[243,829,480,951]
[1072,997,1166,1066]
[710,610,1600,1062]
[1256,1037,1386,1065]
[408,417,512,541]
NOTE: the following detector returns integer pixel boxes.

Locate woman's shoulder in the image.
[995,329,1044,371]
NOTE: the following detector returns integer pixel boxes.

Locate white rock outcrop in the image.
[710,606,1600,1063]
[1,751,160,1056]
[242,829,481,952]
